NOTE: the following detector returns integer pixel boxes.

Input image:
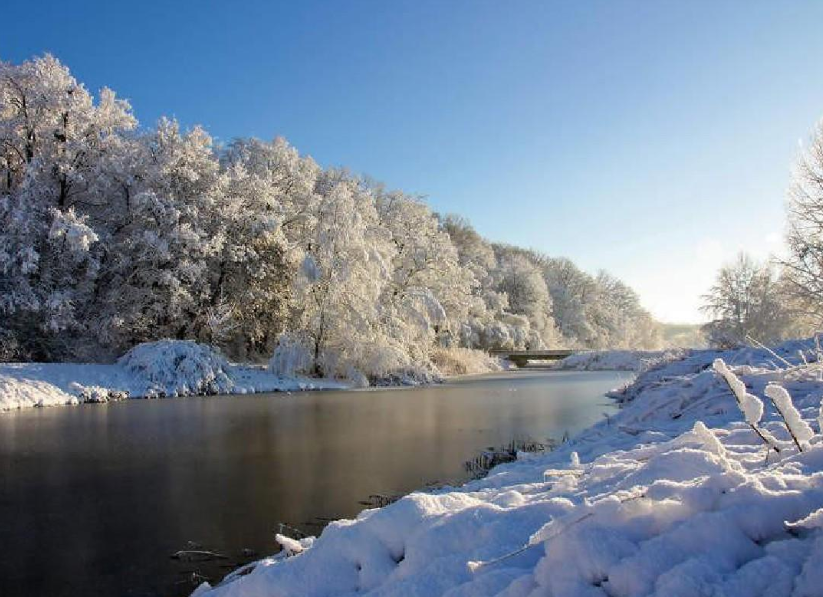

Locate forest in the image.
[0,55,661,381]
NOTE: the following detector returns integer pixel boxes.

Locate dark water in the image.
[0,369,625,597]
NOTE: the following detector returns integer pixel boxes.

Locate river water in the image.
[0,369,626,597]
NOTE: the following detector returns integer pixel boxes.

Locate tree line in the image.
[0,55,660,378]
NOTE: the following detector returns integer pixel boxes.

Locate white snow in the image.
[192,338,823,597]
[766,383,816,449]
[713,358,765,425]
[0,340,348,410]
[555,349,684,372]
[118,340,236,397]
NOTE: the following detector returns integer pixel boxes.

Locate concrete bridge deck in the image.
[488,349,575,368]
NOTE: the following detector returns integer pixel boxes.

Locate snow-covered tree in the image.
[282,174,394,377]
[541,257,599,346]
[0,53,664,371]
[220,136,320,244]
[203,160,293,358]
[0,55,136,359]
[701,253,794,348]
[493,247,560,349]
[783,119,823,324]
[375,192,473,353]
[97,119,223,351]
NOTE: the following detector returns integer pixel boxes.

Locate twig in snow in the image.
[467,538,548,572]
[468,494,645,572]
[713,359,781,453]
[765,383,814,452]
[745,335,793,368]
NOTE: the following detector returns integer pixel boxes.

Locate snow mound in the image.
[118,340,234,397]
[0,375,78,409]
[192,339,823,597]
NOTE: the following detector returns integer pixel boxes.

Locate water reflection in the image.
[0,370,623,597]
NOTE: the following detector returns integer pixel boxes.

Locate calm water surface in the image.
[0,369,626,597]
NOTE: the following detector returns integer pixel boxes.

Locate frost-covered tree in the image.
[701,253,794,348]
[281,174,395,377]
[589,271,661,349]
[0,55,136,359]
[0,53,664,371]
[537,256,660,349]
[440,215,504,347]
[220,136,320,244]
[783,120,823,323]
[96,119,223,351]
[375,192,473,353]
[441,214,496,287]
[541,257,599,346]
[493,247,560,349]
[204,160,293,358]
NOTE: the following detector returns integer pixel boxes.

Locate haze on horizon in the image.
[6,0,823,324]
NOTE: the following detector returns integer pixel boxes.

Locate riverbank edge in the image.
[0,348,648,412]
[0,361,356,411]
[193,337,823,597]
[0,358,504,411]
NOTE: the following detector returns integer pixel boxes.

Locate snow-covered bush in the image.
[430,346,501,376]
[118,340,233,397]
[68,382,128,403]
[268,333,315,377]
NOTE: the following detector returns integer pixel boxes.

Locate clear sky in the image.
[5,0,823,323]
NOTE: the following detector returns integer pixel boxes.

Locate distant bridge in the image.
[489,349,576,368]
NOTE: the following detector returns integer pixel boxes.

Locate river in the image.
[0,369,627,597]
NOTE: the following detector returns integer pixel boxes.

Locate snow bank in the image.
[0,361,143,410]
[193,338,823,597]
[555,349,684,372]
[0,375,78,409]
[0,340,348,410]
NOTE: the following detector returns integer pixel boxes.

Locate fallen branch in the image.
[746,335,793,368]
[170,550,228,561]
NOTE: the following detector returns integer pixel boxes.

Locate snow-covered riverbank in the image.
[0,340,349,411]
[0,340,506,411]
[193,338,823,597]
[553,348,685,372]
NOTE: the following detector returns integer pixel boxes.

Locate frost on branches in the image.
[1,54,662,379]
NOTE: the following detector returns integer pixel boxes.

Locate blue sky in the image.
[5,0,823,323]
